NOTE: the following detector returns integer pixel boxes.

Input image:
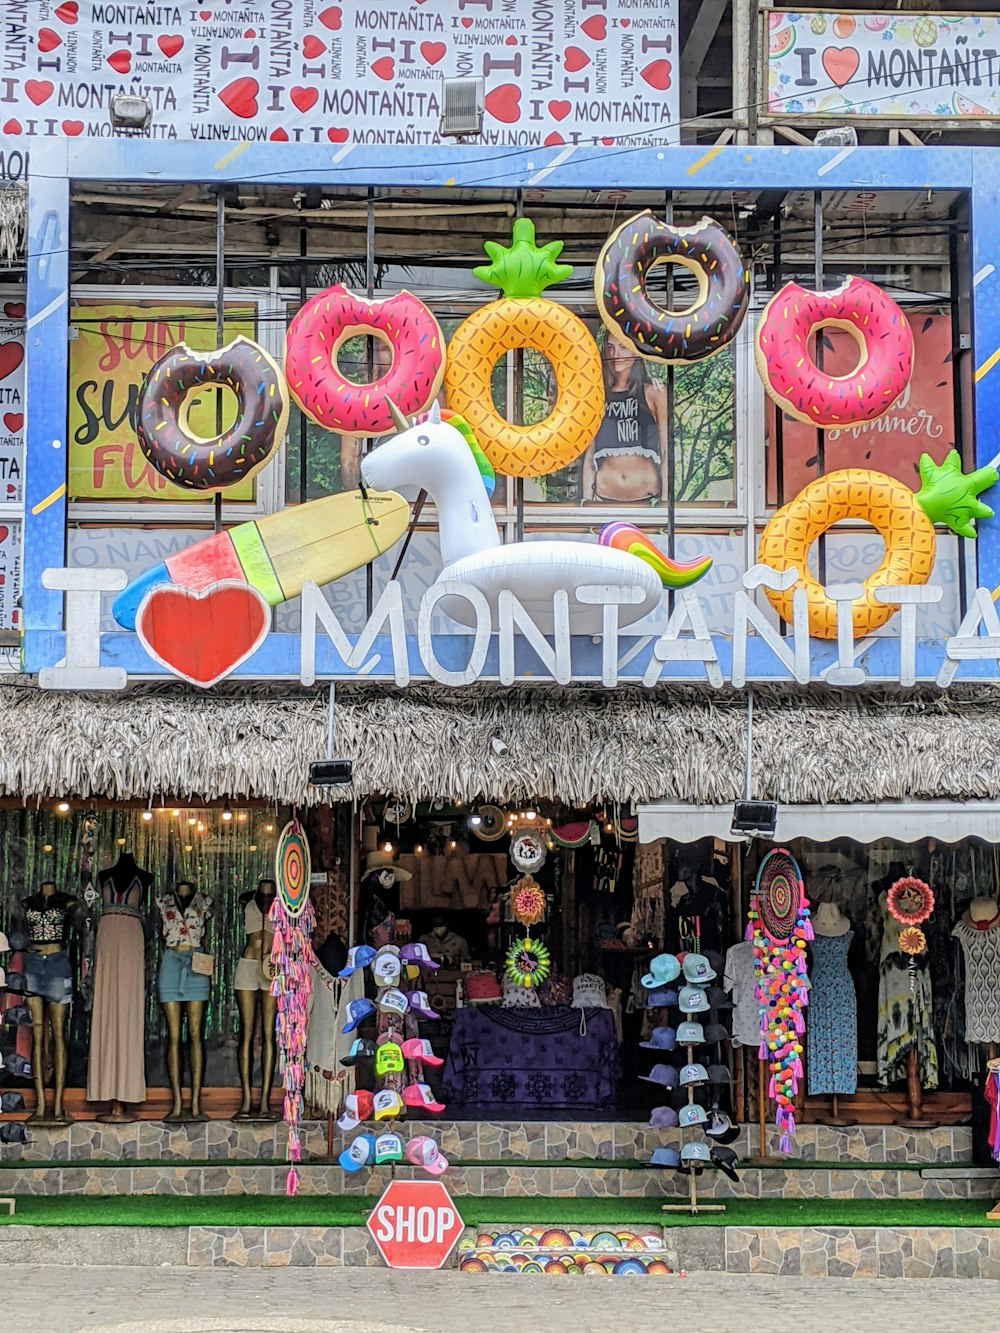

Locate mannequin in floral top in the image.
[155,880,213,1121]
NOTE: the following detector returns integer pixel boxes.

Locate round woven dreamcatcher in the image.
[887,877,935,927]
[473,805,507,841]
[754,849,804,944]
[511,876,546,927]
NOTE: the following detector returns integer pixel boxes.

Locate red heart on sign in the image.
[620,18,630,26]
[544,131,564,146]
[24,81,54,106]
[822,45,860,87]
[3,303,25,319]
[38,28,62,52]
[581,15,607,40]
[2,120,21,136]
[302,35,326,58]
[371,56,395,80]
[199,9,211,17]
[485,83,520,123]
[548,99,571,121]
[55,0,78,21]
[290,86,318,112]
[564,46,589,72]
[107,50,131,74]
[218,77,259,118]
[461,16,473,27]
[0,342,24,380]
[244,28,256,37]
[319,6,342,29]
[158,35,184,57]
[327,127,349,142]
[62,120,84,136]
[641,59,671,91]
[505,36,517,45]
[3,414,23,432]
[271,128,289,140]
[136,583,270,688]
[421,41,446,65]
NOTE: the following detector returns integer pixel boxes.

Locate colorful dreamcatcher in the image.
[271,819,315,1195]
[748,848,812,1154]
[511,876,547,927]
[505,936,552,989]
[887,876,934,989]
[473,805,508,841]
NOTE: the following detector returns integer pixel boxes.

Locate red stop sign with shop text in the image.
[367,1180,465,1269]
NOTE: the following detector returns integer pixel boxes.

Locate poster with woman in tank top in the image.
[581,336,671,503]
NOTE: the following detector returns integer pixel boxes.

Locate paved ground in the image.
[5,1266,1000,1333]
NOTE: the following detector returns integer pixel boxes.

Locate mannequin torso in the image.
[100,853,152,910]
[23,883,77,955]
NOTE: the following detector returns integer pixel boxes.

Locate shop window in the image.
[765,310,956,508]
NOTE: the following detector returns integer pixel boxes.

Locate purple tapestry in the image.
[443,1005,620,1113]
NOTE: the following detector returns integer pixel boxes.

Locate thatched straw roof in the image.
[2,680,1000,807]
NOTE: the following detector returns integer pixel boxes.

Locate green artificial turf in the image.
[0,1194,997,1229]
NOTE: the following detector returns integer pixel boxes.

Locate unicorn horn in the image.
[386,399,412,433]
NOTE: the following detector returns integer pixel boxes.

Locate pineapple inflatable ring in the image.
[444,219,604,478]
[758,454,997,639]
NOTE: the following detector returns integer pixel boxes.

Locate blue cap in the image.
[645,988,678,1009]
[338,1133,377,1173]
[639,1026,677,1052]
[639,1062,678,1089]
[341,997,376,1033]
[650,1146,680,1168]
[339,945,376,978]
[640,953,681,989]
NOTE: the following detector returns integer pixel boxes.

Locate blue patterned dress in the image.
[807,932,858,1096]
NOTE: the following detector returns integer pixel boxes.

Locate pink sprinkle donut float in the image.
[284,284,445,437]
[754,276,913,428]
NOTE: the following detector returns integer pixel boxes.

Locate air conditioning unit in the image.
[731,800,778,839]
[440,78,485,138]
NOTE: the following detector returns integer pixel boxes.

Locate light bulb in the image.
[56,801,70,814]
[449,840,457,851]
[141,810,153,822]
[184,844,193,853]
[196,822,205,832]
[468,814,482,828]
[525,810,536,821]
[415,844,423,855]
[172,809,181,818]
[42,843,53,853]
[383,841,393,853]
[222,805,233,822]
[249,843,258,852]
[264,823,275,833]
[187,815,197,826]
[455,800,463,807]
[604,822,613,833]
[116,837,126,846]
[237,811,248,822]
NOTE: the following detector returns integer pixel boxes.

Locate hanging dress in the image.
[807,932,858,1095]
[952,917,1000,1045]
[876,912,938,1090]
[87,873,147,1105]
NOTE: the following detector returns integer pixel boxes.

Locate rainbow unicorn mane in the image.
[598,522,712,590]
[447,413,496,498]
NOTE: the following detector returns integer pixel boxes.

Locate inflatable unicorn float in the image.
[360,401,711,634]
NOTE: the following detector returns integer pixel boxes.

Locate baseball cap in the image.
[710,1143,741,1181]
[704,1021,730,1043]
[639,1026,676,1052]
[339,945,376,978]
[708,986,733,1010]
[650,1146,680,1168]
[373,1089,405,1121]
[640,953,681,989]
[639,1062,678,1089]
[402,1082,446,1114]
[3,1054,30,1077]
[400,942,441,971]
[645,988,678,1009]
[0,967,6,988]
[377,987,409,1017]
[680,1062,709,1087]
[404,1135,449,1176]
[338,1133,376,1173]
[708,1063,733,1085]
[374,1133,404,1164]
[681,1141,711,1163]
[373,952,402,987]
[678,1102,708,1127]
[336,1090,374,1131]
[649,1105,679,1129]
[340,1038,375,1068]
[342,997,376,1033]
[401,1037,444,1067]
[408,990,440,1019]
[0,1123,27,1145]
[706,1110,740,1145]
[676,1021,705,1044]
[681,953,717,984]
[678,985,710,1014]
[375,1042,404,1076]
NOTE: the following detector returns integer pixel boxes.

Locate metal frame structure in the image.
[22,139,1000,685]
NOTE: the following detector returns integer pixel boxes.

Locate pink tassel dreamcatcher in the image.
[270,818,315,1196]
[748,848,812,1155]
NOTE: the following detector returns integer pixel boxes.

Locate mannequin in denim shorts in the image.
[21,881,78,1125]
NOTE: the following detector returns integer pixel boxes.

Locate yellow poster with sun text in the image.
[68,301,258,501]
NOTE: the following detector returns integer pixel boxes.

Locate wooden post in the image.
[758,1058,767,1158]
[326,1111,334,1159]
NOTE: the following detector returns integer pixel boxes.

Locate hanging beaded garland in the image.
[748,849,812,1155]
